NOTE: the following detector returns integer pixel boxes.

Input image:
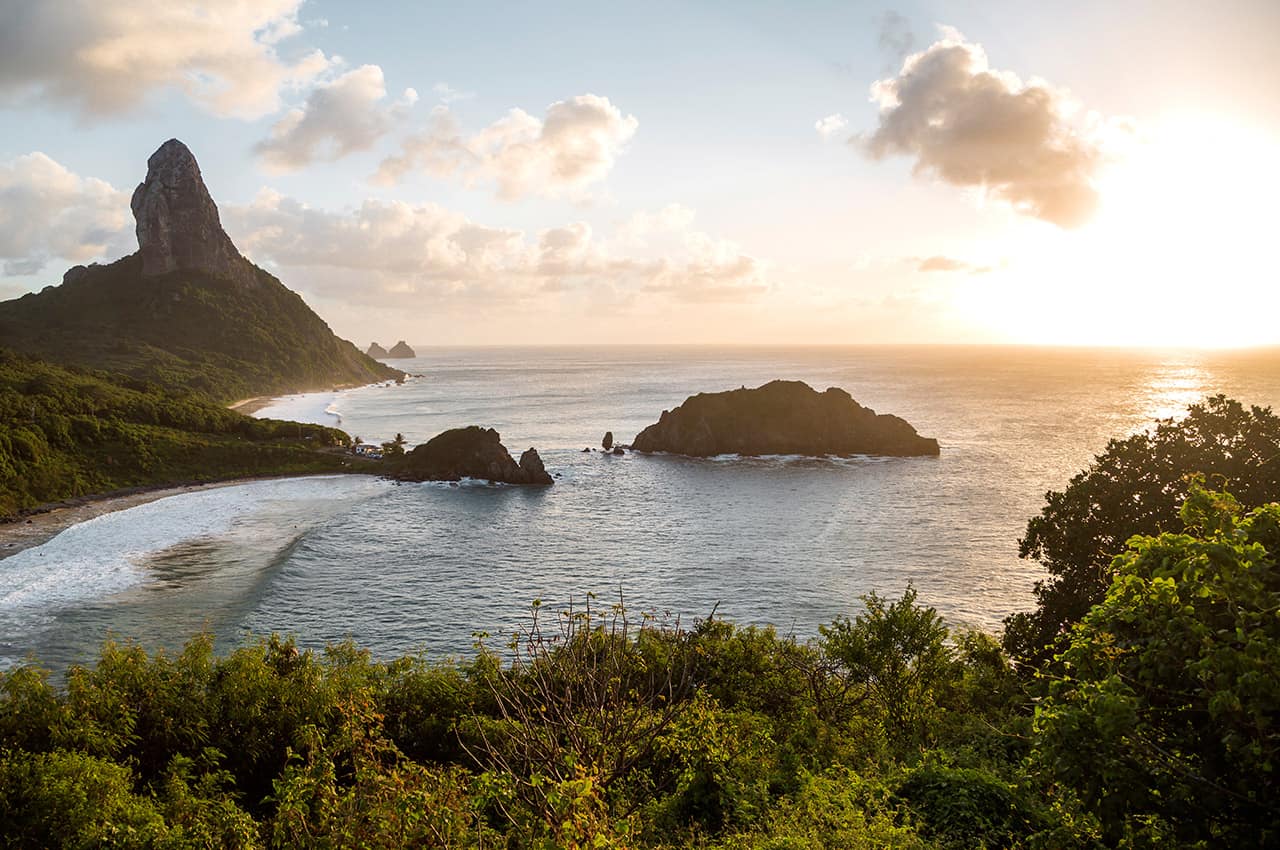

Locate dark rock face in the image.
[602,431,614,450]
[519,448,549,481]
[367,342,390,358]
[390,426,553,485]
[387,340,416,358]
[130,139,258,288]
[631,380,940,458]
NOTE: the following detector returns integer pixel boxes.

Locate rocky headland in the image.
[389,427,553,485]
[0,138,400,401]
[631,380,940,458]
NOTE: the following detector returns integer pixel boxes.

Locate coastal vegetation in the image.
[0,350,361,517]
[0,139,405,518]
[2,474,1276,846]
[0,253,400,405]
[0,140,401,406]
[1003,395,1280,662]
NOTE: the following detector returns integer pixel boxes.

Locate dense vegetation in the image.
[3,483,1276,846]
[0,254,401,403]
[3,400,1278,847]
[1003,395,1280,661]
[0,349,364,517]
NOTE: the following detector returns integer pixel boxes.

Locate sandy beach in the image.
[229,396,275,415]
[0,476,325,559]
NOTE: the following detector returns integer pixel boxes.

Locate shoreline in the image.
[0,473,367,560]
[229,396,274,415]
[229,377,411,419]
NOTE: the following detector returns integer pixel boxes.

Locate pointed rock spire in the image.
[130,139,258,288]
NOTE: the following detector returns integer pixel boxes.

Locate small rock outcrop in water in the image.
[367,342,390,358]
[602,431,614,450]
[387,341,416,358]
[631,380,940,458]
[389,426,553,485]
[519,448,549,481]
[130,139,258,288]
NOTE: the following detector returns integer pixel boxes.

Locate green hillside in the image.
[0,254,401,404]
[0,350,369,517]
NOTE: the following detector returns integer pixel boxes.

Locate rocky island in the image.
[366,342,390,358]
[388,426,553,485]
[387,341,417,358]
[631,380,940,457]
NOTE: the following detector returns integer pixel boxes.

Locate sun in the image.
[964,113,1280,348]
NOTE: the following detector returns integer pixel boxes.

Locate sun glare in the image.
[968,114,1280,348]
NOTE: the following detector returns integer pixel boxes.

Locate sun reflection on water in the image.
[1143,363,1211,422]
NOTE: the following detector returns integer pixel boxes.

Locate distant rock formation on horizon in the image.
[389,426,553,485]
[367,342,390,358]
[387,340,416,358]
[0,138,402,401]
[631,380,940,458]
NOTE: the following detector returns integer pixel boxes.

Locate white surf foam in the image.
[0,476,386,615]
[252,392,341,426]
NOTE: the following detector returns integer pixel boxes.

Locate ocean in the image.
[5,345,1280,672]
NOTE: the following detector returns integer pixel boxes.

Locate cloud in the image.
[223,191,766,306]
[376,94,638,200]
[861,27,1112,227]
[641,233,769,302]
[915,255,993,274]
[815,113,849,141]
[0,0,332,119]
[876,11,916,67]
[432,82,473,104]
[255,65,414,172]
[0,152,131,276]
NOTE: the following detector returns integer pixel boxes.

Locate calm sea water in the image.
[5,345,1280,671]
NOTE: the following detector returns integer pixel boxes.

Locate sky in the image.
[1,0,1278,347]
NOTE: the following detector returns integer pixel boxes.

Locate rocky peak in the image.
[130,139,258,288]
[387,340,416,358]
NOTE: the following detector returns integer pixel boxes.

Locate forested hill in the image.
[0,349,363,517]
[0,253,399,403]
[0,139,401,403]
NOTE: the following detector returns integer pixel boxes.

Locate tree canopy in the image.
[1032,483,1280,848]
[1005,395,1280,661]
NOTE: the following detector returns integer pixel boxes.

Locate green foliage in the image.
[0,254,401,404]
[818,584,955,748]
[0,589,1031,848]
[1005,395,1280,662]
[895,762,1039,850]
[1031,483,1280,848]
[710,768,927,849]
[0,349,362,517]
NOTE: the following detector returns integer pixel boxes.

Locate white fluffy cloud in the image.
[814,113,849,141]
[862,27,1114,227]
[224,191,766,306]
[0,0,330,119]
[376,94,638,200]
[255,65,415,173]
[0,153,131,276]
